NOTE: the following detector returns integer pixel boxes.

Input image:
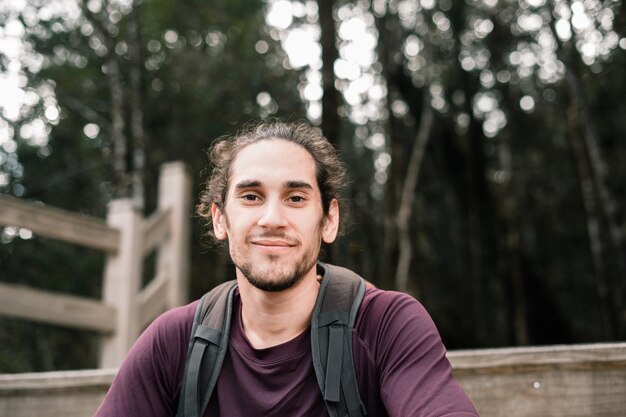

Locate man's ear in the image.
[211,203,228,240]
[321,199,339,244]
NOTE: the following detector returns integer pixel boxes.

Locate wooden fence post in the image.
[156,162,192,309]
[99,200,143,368]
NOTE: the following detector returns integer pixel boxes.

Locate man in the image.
[95,121,478,416]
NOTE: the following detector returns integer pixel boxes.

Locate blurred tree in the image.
[359,0,626,348]
[318,0,341,148]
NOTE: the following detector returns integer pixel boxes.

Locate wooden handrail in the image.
[0,194,119,253]
[0,282,117,333]
[448,342,626,373]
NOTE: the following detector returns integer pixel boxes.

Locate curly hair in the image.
[196,120,349,240]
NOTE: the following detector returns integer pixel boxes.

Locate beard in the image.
[235,254,316,292]
[231,232,321,292]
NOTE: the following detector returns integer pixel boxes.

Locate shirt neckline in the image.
[229,290,312,365]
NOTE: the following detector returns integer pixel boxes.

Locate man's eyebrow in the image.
[234,180,261,189]
[285,180,313,190]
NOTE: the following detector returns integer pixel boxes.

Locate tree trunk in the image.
[81,0,129,198]
[317,0,342,265]
[498,131,529,345]
[382,99,401,289]
[107,47,128,198]
[394,94,434,295]
[129,2,145,208]
[372,9,406,289]
[567,102,613,340]
[318,0,340,147]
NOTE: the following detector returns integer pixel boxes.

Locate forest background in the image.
[1,0,625,373]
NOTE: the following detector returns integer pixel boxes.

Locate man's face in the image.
[211,139,339,292]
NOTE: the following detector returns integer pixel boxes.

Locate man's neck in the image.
[236,269,321,350]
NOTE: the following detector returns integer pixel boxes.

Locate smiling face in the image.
[211,139,339,292]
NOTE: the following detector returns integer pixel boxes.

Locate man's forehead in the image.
[227,140,319,191]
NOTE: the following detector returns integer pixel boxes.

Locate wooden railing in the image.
[449,342,626,416]
[1,342,624,417]
[0,162,191,368]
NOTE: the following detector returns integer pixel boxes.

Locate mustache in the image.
[246,233,300,245]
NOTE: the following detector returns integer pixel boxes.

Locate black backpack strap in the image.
[311,262,367,417]
[176,280,238,417]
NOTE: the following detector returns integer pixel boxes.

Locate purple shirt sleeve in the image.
[356,289,478,417]
[93,301,198,417]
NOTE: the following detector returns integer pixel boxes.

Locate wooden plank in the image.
[156,162,192,308]
[141,209,170,256]
[0,282,116,333]
[448,343,626,372]
[0,390,106,417]
[458,367,626,417]
[0,369,116,392]
[0,369,116,417]
[137,272,169,329]
[100,200,143,367]
[448,343,626,417]
[0,194,119,253]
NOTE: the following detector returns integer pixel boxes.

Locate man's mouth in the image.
[250,239,295,247]
[248,236,298,250]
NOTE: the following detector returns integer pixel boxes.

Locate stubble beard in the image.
[235,248,318,292]
[232,230,322,292]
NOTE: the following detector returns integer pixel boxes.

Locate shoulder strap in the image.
[311,262,368,417]
[178,264,367,417]
[176,280,238,417]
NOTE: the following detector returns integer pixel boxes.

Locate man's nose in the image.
[257,199,287,228]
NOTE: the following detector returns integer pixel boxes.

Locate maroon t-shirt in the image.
[95,287,478,416]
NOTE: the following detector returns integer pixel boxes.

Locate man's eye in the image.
[289,196,304,203]
[242,194,258,201]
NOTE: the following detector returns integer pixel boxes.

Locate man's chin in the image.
[233,246,320,292]
[236,260,314,292]
[245,272,302,292]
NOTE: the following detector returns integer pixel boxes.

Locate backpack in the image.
[176,262,368,417]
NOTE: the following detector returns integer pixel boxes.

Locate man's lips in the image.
[250,239,296,247]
